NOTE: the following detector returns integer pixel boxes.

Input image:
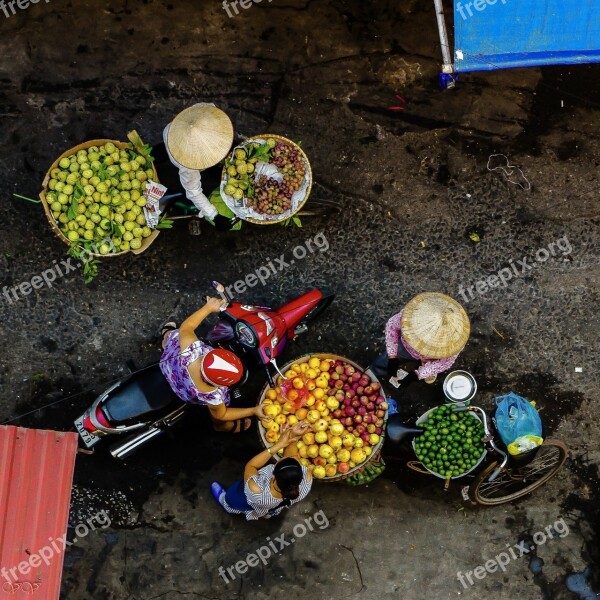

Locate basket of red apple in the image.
[257,353,388,481]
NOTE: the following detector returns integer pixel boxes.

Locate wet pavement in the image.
[0,0,599,599]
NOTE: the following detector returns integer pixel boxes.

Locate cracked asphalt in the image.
[0,0,599,599]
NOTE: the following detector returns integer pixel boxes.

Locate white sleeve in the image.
[177,166,218,220]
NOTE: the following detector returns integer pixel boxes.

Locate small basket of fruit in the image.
[412,404,487,483]
[39,135,160,258]
[220,134,312,224]
[257,354,388,481]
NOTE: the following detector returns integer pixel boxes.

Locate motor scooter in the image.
[74,281,333,459]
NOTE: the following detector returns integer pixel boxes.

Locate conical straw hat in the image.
[401,293,470,359]
[167,105,234,170]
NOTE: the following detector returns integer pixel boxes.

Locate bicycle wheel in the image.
[469,440,568,506]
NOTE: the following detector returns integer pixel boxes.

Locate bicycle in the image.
[382,404,568,506]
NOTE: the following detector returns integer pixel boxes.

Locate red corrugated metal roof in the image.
[0,426,78,600]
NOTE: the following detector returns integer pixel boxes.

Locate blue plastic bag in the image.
[494,392,543,447]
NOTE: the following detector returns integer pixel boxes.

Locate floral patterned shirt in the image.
[385,310,459,380]
[160,329,230,406]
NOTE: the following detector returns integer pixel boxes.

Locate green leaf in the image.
[67,196,78,220]
[155,218,174,230]
[208,187,236,219]
[13,193,41,204]
[292,216,302,228]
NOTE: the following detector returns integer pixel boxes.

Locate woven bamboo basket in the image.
[256,353,388,482]
[39,134,160,257]
[221,134,312,225]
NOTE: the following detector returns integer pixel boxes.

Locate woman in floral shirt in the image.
[371,292,470,386]
[160,297,266,433]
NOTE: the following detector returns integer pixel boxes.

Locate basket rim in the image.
[220,133,313,225]
[39,137,160,258]
[256,352,388,482]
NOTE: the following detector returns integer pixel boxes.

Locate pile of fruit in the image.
[44,142,154,253]
[414,405,486,479]
[344,461,386,486]
[222,137,308,217]
[259,356,387,480]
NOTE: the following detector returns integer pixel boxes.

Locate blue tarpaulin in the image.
[453,0,600,72]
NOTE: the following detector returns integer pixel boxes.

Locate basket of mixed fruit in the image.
[220,134,312,224]
[257,354,388,481]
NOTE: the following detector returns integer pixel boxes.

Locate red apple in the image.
[338,462,350,474]
[376,409,386,419]
[345,389,356,399]
[340,374,348,382]
[334,380,344,390]
[345,365,355,376]
[351,399,361,408]
[356,386,365,396]
[375,418,384,427]
[332,409,342,419]
[364,385,373,395]
[357,406,367,416]
[355,424,366,435]
[343,417,353,427]
[359,376,370,387]
[360,432,371,443]
[375,427,382,435]
[345,406,355,417]
[330,372,340,380]
[371,382,381,392]
[367,402,375,411]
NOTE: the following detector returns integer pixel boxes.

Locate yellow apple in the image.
[326,397,339,410]
[354,438,364,448]
[299,457,310,467]
[325,464,337,477]
[314,418,329,432]
[302,432,315,445]
[299,363,310,373]
[364,446,373,456]
[319,408,330,418]
[264,404,281,418]
[268,421,280,433]
[292,377,305,390]
[307,444,319,458]
[315,377,328,389]
[319,360,331,372]
[306,410,320,423]
[287,415,299,426]
[315,399,327,412]
[265,431,278,443]
[266,389,277,400]
[336,448,350,462]
[306,380,316,391]
[308,357,321,369]
[329,422,345,436]
[275,414,287,425]
[305,395,316,407]
[299,446,308,458]
[350,448,366,464]
[319,444,334,459]
[329,435,342,450]
[313,466,326,479]
[327,454,337,464]
[314,431,328,444]
[342,433,355,447]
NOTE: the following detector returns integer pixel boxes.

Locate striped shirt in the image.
[223,463,312,520]
[385,310,460,380]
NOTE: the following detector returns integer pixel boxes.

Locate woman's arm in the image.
[179,298,226,351]
[208,402,266,422]
[385,311,403,358]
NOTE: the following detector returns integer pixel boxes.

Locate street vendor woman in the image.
[159,298,267,433]
[370,292,470,386]
[153,103,236,232]
[210,422,313,519]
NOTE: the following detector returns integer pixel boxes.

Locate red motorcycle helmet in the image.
[200,348,244,387]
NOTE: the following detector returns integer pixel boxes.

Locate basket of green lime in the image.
[412,404,487,481]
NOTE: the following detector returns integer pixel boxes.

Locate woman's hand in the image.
[292,421,311,437]
[205,297,227,313]
[254,404,268,420]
